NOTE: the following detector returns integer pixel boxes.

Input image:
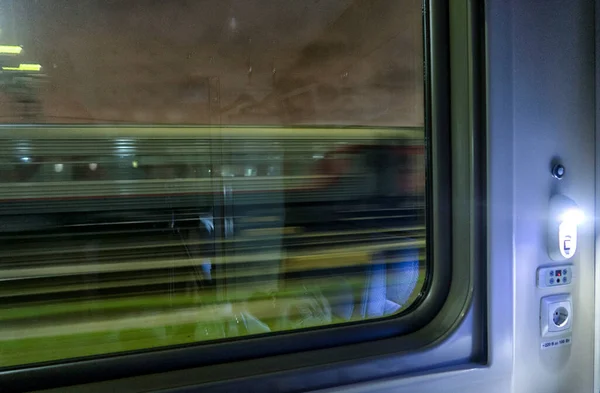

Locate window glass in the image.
[0,0,425,367]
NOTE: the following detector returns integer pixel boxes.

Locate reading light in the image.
[548,194,583,261]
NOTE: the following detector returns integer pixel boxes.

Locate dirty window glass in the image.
[0,0,426,367]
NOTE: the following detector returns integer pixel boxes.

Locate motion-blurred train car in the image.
[0,126,425,233]
[0,125,427,376]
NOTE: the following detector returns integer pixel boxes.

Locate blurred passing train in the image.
[0,126,425,231]
[0,126,427,367]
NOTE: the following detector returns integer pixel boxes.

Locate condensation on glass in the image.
[0,0,426,367]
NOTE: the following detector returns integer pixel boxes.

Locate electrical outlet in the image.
[540,294,572,337]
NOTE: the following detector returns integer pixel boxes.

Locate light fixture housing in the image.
[548,194,583,261]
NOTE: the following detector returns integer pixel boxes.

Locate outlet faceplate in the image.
[540,293,572,337]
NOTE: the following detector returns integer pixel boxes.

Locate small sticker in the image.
[541,336,572,350]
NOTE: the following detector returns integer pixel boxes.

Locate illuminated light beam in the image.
[0,45,23,55]
[2,63,42,72]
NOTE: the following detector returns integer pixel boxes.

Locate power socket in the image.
[540,294,572,337]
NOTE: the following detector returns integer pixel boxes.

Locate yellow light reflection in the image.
[0,45,23,55]
[2,63,42,72]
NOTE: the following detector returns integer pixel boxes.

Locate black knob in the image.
[552,164,565,179]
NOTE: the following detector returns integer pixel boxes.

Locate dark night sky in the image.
[0,0,423,126]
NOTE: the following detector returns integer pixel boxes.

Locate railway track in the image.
[0,227,425,296]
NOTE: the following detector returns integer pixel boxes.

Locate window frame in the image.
[0,0,486,391]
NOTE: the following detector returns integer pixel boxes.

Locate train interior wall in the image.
[317,0,598,392]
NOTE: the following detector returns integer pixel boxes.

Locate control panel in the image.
[537,265,573,288]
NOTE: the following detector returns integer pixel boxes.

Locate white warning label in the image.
[541,336,572,350]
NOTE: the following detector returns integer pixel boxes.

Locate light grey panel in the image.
[595,0,600,391]
[512,0,595,393]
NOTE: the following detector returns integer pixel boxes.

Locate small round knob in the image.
[552,164,565,179]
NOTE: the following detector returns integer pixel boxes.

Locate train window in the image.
[0,0,431,372]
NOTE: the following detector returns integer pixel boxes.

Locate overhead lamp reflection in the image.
[2,63,42,72]
[115,139,135,154]
[0,45,23,55]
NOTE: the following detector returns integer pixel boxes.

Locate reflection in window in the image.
[0,0,426,367]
